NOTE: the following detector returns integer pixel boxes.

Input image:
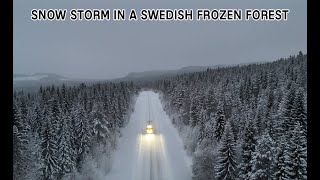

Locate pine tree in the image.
[223,92,233,119]
[254,94,267,135]
[57,114,75,179]
[13,125,25,179]
[229,106,242,142]
[13,100,20,128]
[215,122,238,180]
[92,103,110,144]
[197,108,207,144]
[237,119,256,180]
[19,97,28,123]
[283,125,307,180]
[189,99,198,127]
[14,98,30,133]
[117,97,125,128]
[273,146,286,180]
[205,87,216,116]
[214,100,226,142]
[13,124,43,180]
[50,97,63,137]
[111,97,121,132]
[31,101,43,134]
[74,103,91,169]
[24,132,44,180]
[192,149,216,180]
[250,131,276,180]
[292,87,307,139]
[40,115,60,180]
[279,85,296,134]
[60,84,68,111]
[13,99,34,179]
[205,112,215,142]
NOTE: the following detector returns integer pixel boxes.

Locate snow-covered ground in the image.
[105,91,192,180]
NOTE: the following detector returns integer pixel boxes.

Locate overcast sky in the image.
[13,0,307,79]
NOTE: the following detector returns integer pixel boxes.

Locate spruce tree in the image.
[92,103,110,144]
[40,115,60,180]
[192,149,216,180]
[75,103,90,160]
[57,114,75,179]
[273,146,286,180]
[24,132,44,180]
[279,85,296,134]
[205,87,216,116]
[197,108,207,144]
[237,119,256,180]
[189,99,198,127]
[250,131,276,180]
[214,100,226,142]
[283,125,307,180]
[215,122,238,180]
[292,87,307,139]
[13,125,25,179]
[205,112,215,142]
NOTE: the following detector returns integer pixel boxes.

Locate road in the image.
[105,91,192,180]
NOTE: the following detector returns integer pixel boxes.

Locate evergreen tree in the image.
[74,103,91,166]
[279,85,296,134]
[214,100,226,142]
[197,108,207,144]
[28,101,43,134]
[273,146,286,180]
[205,88,216,116]
[250,131,276,180]
[283,125,307,180]
[24,132,44,180]
[215,122,238,180]
[254,94,267,135]
[192,149,216,180]
[237,119,256,180]
[50,97,63,138]
[205,112,215,141]
[13,124,43,180]
[292,87,307,139]
[40,115,60,180]
[189,99,198,127]
[92,103,110,144]
[57,114,75,179]
[13,100,34,179]
[13,125,25,179]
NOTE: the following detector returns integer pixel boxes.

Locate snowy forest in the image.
[156,52,307,180]
[13,52,307,180]
[13,82,140,179]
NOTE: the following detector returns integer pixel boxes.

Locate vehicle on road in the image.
[145,121,154,134]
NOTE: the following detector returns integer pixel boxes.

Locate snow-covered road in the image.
[105,91,192,180]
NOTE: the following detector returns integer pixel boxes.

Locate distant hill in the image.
[13,61,269,92]
[13,73,103,92]
[112,65,229,82]
[13,73,67,81]
[112,61,269,82]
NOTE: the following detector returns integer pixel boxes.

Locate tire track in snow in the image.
[150,146,153,180]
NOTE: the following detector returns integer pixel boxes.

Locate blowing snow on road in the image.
[105,91,192,180]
